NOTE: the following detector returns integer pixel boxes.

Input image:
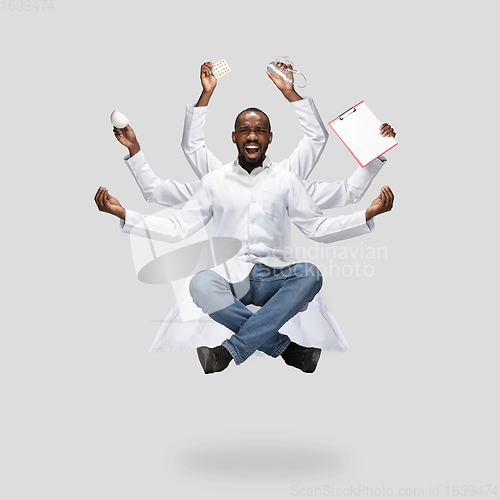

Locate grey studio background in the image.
[1,1,498,499]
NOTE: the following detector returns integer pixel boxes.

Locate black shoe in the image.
[196,345,233,374]
[281,341,321,373]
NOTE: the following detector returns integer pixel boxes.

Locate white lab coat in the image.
[122,97,385,353]
[121,158,374,283]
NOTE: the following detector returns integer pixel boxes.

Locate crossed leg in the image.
[189,262,323,365]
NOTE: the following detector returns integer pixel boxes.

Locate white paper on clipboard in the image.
[329,101,398,167]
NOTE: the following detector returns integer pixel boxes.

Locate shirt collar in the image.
[232,156,272,176]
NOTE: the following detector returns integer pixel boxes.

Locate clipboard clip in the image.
[339,106,356,120]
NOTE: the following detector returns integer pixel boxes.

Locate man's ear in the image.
[232,131,236,144]
[268,132,273,145]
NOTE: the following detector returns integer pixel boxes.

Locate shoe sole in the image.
[302,348,321,373]
[197,347,215,374]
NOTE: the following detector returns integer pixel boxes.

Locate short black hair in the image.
[234,107,271,132]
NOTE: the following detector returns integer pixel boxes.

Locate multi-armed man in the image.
[96,61,395,374]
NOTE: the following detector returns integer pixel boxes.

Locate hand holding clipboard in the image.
[329,101,398,167]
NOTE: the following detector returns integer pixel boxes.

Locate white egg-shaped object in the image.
[110,110,129,129]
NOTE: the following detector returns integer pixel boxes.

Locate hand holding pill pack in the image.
[211,60,231,78]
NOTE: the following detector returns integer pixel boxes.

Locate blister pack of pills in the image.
[212,60,231,78]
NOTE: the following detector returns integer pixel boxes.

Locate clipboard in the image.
[329,101,398,167]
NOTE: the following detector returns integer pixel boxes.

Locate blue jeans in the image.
[189,262,323,365]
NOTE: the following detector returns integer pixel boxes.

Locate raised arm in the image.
[124,150,200,208]
[286,174,394,243]
[181,93,328,180]
[114,125,200,207]
[266,62,328,180]
[273,96,329,180]
[182,60,328,180]
[181,105,224,179]
[181,62,225,179]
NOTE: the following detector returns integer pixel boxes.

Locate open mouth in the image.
[244,143,260,159]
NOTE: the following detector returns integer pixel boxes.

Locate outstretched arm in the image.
[303,156,386,210]
[94,179,214,243]
[286,174,394,243]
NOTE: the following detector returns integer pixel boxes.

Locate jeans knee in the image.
[301,263,323,293]
[189,270,235,315]
[189,270,219,302]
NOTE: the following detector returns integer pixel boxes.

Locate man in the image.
[112,60,333,209]
[182,61,331,180]
[115,62,395,210]
[109,61,396,364]
[95,104,394,373]
[181,62,395,186]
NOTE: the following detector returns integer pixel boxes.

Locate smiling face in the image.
[232,110,273,172]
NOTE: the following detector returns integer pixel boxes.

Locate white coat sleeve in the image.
[286,174,374,243]
[120,178,213,243]
[277,96,329,180]
[303,156,386,210]
[124,150,200,208]
[181,103,225,179]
